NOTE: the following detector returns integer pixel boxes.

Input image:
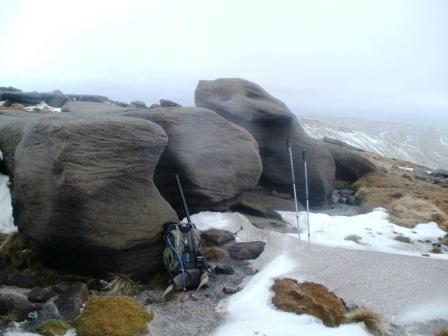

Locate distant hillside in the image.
[300,116,448,169]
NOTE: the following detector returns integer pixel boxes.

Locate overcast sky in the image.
[1,0,447,127]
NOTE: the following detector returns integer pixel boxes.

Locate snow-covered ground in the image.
[213,255,370,336]
[191,211,448,336]
[280,208,447,260]
[0,172,15,234]
[300,116,448,169]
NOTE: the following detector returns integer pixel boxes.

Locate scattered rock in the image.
[74,296,153,336]
[344,234,363,244]
[223,286,241,294]
[28,287,54,303]
[130,100,146,108]
[431,243,442,254]
[149,103,161,109]
[159,99,181,107]
[66,94,109,103]
[214,264,235,275]
[201,229,235,246]
[0,293,40,321]
[432,169,448,178]
[0,271,41,288]
[37,319,70,336]
[204,247,226,262]
[54,282,89,321]
[195,78,335,207]
[227,241,265,260]
[394,235,412,244]
[14,116,178,278]
[271,278,347,327]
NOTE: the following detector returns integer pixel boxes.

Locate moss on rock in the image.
[37,319,70,336]
[74,296,153,336]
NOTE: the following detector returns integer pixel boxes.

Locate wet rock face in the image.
[271,278,347,327]
[121,107,262,214]
[13,116,178,278]
[195,78,335,207]
[324,143,376,183]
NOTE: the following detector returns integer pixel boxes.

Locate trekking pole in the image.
[302,150,310,242]
[287,138,300,240]
[176,174,192,225]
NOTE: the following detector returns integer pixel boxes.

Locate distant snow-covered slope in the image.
[300,116,448,169]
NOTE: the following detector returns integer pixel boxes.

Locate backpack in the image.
[162,222,210,297]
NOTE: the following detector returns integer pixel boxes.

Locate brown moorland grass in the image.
[435,327,448,336]
[74,296,153,336]
[353,172,448,231]
[344,308,387,336]
[271,278,347,327]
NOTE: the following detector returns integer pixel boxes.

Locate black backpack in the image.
[162,175,211,297]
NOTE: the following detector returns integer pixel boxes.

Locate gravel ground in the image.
[139,258,254,336]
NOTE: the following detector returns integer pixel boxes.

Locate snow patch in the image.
[0,173,16,233]
[279,208,447,259]
[213,255,369,336]
[24,101,61,113]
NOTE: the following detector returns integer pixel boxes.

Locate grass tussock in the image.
[271,278,347,327]
[74,296,153,336]
[104,274,141,295]
[37,319,70,336]
[388,196,448,229]
[353,172,448,231]
[344,308,387,336]
[435,327,448,336]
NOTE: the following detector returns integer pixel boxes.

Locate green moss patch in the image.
[74,296,153,336]
[37,319,70,336]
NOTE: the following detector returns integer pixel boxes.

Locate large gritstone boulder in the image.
[120,107,262,214]
[195,78,335,206]
[0,111,46,174]
[13,116,178,278]
[324,143,376,183]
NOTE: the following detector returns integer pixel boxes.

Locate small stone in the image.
[214,264,235,275]
[394,236,412,244]
[54,282,89,321]
[227,241,266,260]
[201,229,235,246]
[28,287,54,303]
[223,286,241,294]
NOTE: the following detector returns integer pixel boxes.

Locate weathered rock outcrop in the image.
[61,101,131,114]
[121,107,262,214]
[324,143,376,183]
[159,99,181,107]
[13,116,178,278]
[0,91,69,107]
[195,78,335,206]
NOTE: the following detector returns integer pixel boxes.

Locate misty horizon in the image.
[1,0,447,128]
